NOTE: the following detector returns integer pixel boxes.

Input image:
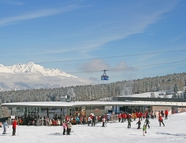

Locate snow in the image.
[6,62,76,77]
[0,112,186,143]
[121,92,173,98]
[0,64,14,73]
[0,62,91,91]
[3,101,186,107]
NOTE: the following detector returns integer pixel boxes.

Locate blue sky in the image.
[0,0,186,84]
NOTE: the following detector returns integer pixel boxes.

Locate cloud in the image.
[0,72,91,91]
[43,1,180,56]
[79,59,110,72]
[0,4,80,27]
[79,59,136,73]
[112,61,136,72]
[0,0,23,5]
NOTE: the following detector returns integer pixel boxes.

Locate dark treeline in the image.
[1,72,186,118]
[1,72,186,104]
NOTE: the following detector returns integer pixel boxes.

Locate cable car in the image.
[101,70,109,80]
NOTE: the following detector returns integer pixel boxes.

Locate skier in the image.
[62,121,67,135]
[136,119,141,129]
[144,118,150,128]
[132,112,137,121]
[154,110,156,118]
[118,113,122,122]
[136,111,139,119]
[12,119,17,136]
[139,112,143,121]
[66,121,72,135]
[127,114,132,128]
[165,110,168,120]
[2,120,9,134]
[150,111,154,119]
[142,124,147,136]
[102,116,106,127]
[145,111,149,119]
[92,115,96,126]
[87,116,92,126]
[76,116,80,125]
[161,110,164,117]
[158,115,165,127]
[123,113,127,122]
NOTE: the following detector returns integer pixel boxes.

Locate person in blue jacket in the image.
[2,120,9,134]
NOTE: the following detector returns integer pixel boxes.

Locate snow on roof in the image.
[120,91,173,98]
[2,101,186,107]
[177,91,183,93]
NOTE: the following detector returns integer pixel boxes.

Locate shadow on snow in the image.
[156,132,186,137]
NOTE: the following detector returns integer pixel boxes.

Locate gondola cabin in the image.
[101,70,109,80]
[101,75,109,80]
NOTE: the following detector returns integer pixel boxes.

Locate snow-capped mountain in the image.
[0,62,90,91]
[5,62,76,77]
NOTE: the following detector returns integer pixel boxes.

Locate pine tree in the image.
[0,99,3,118]
[173,84,178,94]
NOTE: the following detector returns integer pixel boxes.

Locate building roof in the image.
[2,101,186,108]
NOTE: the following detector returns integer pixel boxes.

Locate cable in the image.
[67,59,186,74]
[36,48,186,64]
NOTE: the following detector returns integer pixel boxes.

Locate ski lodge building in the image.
[1,92,186,121]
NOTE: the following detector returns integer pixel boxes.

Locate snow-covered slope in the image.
[0,64,14,73]
[0,62,90,91]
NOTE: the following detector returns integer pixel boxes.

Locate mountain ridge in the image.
[0,62,90,91]
[3,62,76,77]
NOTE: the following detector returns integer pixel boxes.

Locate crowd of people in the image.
[0,109,169,136]
[84,109,169,136]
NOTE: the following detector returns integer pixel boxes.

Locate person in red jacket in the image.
[12,119,17,136]
[136,111,139,119]
[118,113,122,122]
[165,110,168,120]
[158,115,165,127]
[121,113,125,122]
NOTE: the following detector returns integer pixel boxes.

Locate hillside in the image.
[0,72,186,104]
